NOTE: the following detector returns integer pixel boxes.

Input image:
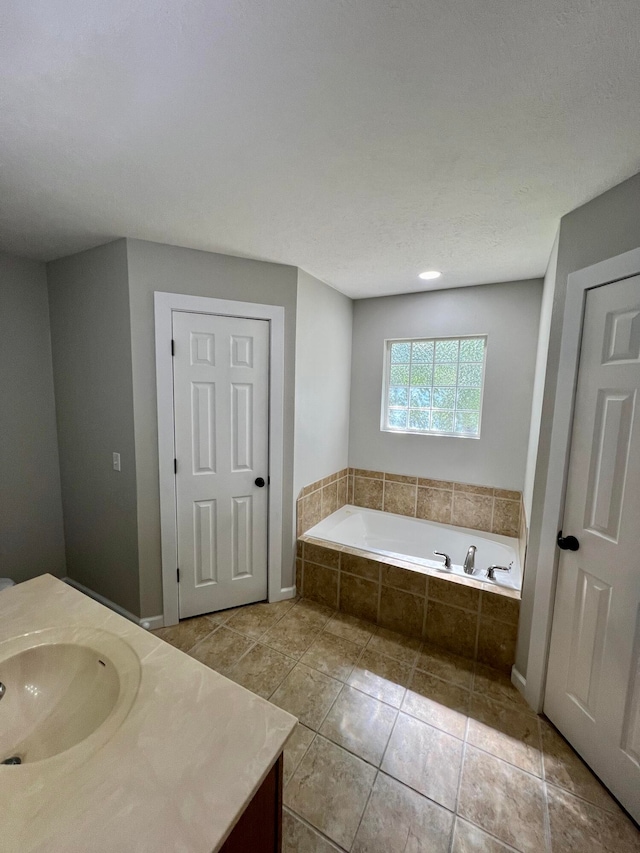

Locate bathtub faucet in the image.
[463,545,477,575]
[434,551,451,570]
[486,564,511,580]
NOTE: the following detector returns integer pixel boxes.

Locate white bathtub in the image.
[306,505,521,593]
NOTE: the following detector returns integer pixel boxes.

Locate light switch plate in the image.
[112,452,121,471]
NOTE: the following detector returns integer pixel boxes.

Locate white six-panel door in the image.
[172,311,270,618]
[545,275,640,820]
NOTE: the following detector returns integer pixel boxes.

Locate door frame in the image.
[154,291,286,627]
[523,246,640,712]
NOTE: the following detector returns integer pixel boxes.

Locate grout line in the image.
[422,587,430,640]
[454,710,472,810]
[537,716,554,853]
[282,806,348,852]
[453,816,522,853]
[180,623,221,654]
[282,728,317,793]
[473,591,483,661]
[541,776,553,852]
[350,767,379,849]
[376,640,424,771]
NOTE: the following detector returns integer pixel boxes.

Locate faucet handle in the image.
[486,564,511,580]
[434,551,451,570]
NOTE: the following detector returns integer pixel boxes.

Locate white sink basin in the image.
[0,627,141,765]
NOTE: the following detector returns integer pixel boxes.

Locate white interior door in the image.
[545,275,640,820]
[173,311,269,618]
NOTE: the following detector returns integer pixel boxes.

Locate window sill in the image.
[380,427,481,439]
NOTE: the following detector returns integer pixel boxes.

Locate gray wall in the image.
[517,169,640,678]
[294,269,352,497]
[0,252,65,582]
[523,231,558,522]
[349,280,543,490]
[47,240,140,614]
[126,239,299,618]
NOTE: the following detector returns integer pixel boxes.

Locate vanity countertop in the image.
[0,575,297,853]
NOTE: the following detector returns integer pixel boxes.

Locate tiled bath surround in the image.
[296,468,524,672]
[296,467,525,543]
[296,539,520,674]
[296,468,350,537]
[350,469,523,539]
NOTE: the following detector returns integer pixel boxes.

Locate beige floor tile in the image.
[547,783,640,853]
[472,664,535,715]
[348,648,411,708]
[225,599,294,639]
[300,632,363,682]
[226,642,295,698]
[402,670,470,739]
[187,626,254,673]
[284,735,376,850]
[283,723,316,786]
[366,627,422,665]
[151,614,218,652]
[211,605,243,623]
[458,746,546,853]
[352,771,454,853]
[467,695,542,776]
[417,644,475,689]
[541,720,620,811]
[271,663,342,730]
[320,685,397,766]
[262,610,324,659]
[282,810,343,853]
[323,612,374,647]
[294,598,336,627]
[451,818,516,852]
[381,712,463,810]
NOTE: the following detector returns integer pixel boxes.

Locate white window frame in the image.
[380,334,487,438]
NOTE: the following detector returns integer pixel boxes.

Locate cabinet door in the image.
[220,754,283,853]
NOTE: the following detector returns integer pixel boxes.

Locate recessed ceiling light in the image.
[418,270,442,280]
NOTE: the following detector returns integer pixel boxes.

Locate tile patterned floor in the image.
[153,598,640,853]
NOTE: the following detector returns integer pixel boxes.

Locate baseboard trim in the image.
[511,665,527,695]
[62,577,164,629]
[139,614,165,630]
[270,585,297,602]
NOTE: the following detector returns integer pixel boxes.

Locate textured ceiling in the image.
[1,1,639,298]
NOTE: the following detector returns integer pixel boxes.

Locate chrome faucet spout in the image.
[464,545,477,575]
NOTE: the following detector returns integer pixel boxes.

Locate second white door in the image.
[173,311,270,618]
[545,275,640,821]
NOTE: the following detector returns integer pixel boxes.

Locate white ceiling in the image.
[1,1,639,298]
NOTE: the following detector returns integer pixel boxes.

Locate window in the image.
[382,336,486,437]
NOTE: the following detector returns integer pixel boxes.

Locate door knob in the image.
[557,531,580,551]
[255,477,266,488]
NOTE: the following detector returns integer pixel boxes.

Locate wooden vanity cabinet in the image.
[220,753,283,853]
